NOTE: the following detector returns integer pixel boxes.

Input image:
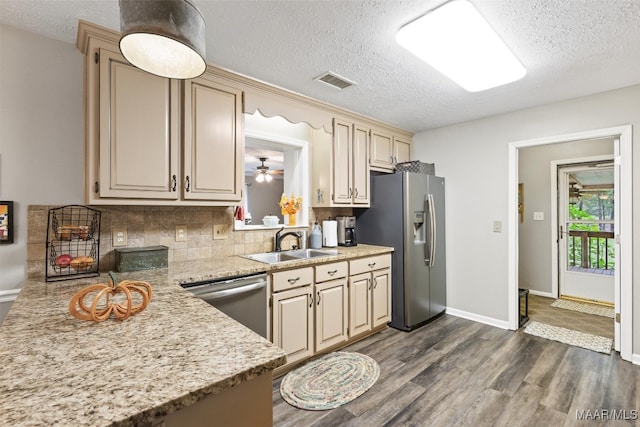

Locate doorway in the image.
[508,125,632,361]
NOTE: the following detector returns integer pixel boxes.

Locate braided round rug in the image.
[280,351,380,410]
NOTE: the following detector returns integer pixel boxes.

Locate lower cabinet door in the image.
[272,287,313,365]
[372,268,391,328]
[315,279,348,352]
[349,272,372,337]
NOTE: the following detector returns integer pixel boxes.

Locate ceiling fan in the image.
[255,157,282,183]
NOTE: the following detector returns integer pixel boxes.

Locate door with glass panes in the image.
[558,164,615,303]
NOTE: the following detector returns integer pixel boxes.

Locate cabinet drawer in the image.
[272,267,314,292]
[315,261,348,283]
[350,254,391,275]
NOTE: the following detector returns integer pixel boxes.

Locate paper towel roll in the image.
[322,220,338,247]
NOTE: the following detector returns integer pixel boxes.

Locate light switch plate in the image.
[112,227,127,247]
[175,225,187,242]
[533,212,544,221]
[214,224,229,240]
[493,221,502,233]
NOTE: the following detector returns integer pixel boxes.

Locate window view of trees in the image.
[567,189,615,271]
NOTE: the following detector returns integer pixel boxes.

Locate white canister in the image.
[322,220,338,247]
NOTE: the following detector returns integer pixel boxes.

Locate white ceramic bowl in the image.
[262,216,279,227]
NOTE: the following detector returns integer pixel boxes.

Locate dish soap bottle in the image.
[310,219,322,249]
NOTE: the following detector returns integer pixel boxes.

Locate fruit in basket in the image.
[77,225,90,240]
[55,225,90,240]
[70,256,94,272]
[55,254,73,268]
[55,225,74,240]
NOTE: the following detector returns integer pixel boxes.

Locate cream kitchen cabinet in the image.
[81,39,242,205]
[314,261,348,352]
[370,128,412,172]
[269,253,392,374]
[394,136,412,165]
[311,118,370,207]
[271,267,314,366]
[348,254,392,338]
[271,262,349,369]
[182,73,244,202]
[94,47,180,201]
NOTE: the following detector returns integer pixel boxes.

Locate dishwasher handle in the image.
[189,281,267,301]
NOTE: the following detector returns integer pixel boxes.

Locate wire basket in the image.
[46,205,101,282]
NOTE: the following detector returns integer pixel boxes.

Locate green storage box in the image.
[115,246,168,272]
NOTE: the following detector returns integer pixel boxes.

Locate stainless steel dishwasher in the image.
[181,272,268,339]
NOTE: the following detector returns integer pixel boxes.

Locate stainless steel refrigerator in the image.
[355,171,446,331]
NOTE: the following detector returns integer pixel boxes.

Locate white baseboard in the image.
[632,353,640,366]
[0,288,20,303]
[446,307,511,330]
[527,289,555,298]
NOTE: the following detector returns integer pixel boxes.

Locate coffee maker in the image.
[337,216,357,247]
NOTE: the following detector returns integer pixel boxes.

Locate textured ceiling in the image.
[2,0,640,133]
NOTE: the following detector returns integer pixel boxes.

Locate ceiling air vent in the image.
[314,72,356,90]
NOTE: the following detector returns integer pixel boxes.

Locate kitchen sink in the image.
[286,249,339,259]
[242,248,339,264]
[242,252,300,264]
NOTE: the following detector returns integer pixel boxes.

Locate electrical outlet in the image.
[533,211,544,221]
[176,225,187,242]
[493,221,502,233]
[112,227,127,247]
[214,224,229,240]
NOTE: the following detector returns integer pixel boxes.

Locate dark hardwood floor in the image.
[527,294,614,341]
[273,314,639,426]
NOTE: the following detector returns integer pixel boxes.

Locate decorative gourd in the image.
[69,272,152,322]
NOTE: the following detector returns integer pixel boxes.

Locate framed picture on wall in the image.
[0,201,14,244]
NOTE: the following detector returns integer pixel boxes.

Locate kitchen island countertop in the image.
[0,269,285,426]
[0,244,392,426]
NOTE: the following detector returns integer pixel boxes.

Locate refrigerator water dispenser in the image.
[413,211,425,244]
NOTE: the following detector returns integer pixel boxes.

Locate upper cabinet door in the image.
[99,49,179,199]
[369,129,394,171]
[332,119,352,204]
[394,137,411,165]
[183,74,243,202]
[352,124,370,205]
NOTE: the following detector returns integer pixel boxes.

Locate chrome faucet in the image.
[275,227,302,252]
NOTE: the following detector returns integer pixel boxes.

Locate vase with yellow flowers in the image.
[279,193,302,226]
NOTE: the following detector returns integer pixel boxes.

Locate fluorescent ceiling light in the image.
[396,0,526,92]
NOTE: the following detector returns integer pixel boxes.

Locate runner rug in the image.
[279,351,380,410]
[550,299,614,318]
[524,320,612,354]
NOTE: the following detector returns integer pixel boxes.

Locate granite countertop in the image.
[167,244,394,284]
[0,244,392,426]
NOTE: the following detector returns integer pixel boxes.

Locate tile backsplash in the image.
[27,205,351,279]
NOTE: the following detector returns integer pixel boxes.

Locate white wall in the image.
[518,138,613,295]
[0,24,84,296]
[413,84,639,351]
[245,176,284,222]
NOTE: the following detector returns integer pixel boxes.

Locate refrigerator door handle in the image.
[424,195,430,265]
[429,193,437,267]
[425,193,436,267]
